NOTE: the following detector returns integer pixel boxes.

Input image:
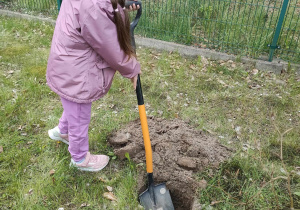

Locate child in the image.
[46,0,141,172]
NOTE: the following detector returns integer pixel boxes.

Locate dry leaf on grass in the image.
[103,192,117,201]
[249,84,261,89]
[211,200,223,205]
[80,203,90,207]
[217,79,228,86]
[98,177,107,183]
[106,186,113,192]
[252,69,259,75]
[49,169,55,176]
[0,146,3,153]
[25,189,33,196]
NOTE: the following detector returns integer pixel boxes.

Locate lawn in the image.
[0,15,300,209]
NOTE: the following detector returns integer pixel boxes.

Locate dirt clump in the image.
[108,117,232,210]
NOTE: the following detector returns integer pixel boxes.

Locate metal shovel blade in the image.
[139,183,175,210]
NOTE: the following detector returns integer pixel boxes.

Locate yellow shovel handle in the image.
[138,104,153,173]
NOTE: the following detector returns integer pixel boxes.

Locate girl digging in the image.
[46,0,141,172]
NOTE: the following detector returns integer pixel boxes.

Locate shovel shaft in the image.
[138,103,153,173]
[136,75,153,173]
[126,2,153,174]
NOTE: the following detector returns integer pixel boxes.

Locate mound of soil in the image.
[108,117,232,209]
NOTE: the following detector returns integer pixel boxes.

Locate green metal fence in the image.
[3,0,58,16]
[136,0,300,63]
[3,0,300,63]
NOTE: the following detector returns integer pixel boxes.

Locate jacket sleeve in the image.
[81,5,140,78]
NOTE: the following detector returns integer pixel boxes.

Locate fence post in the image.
[268,0,289,62]
[57,0,62,11]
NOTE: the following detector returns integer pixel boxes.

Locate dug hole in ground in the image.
[109,117,233,209]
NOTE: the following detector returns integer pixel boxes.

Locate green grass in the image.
[0,16,300,209]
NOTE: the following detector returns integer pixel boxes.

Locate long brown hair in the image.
[110,0,135,58]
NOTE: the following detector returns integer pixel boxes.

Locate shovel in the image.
[125,1,175,209]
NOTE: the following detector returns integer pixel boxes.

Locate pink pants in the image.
[58,97,92,162]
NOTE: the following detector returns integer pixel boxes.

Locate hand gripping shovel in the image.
[125,1,175,209]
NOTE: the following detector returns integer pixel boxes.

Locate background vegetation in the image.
[2,0,300,63]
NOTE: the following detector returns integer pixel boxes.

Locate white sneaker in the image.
[48,126,69,145]
[70,152,110,172]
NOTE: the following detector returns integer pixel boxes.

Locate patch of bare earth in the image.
[109,117,233,209]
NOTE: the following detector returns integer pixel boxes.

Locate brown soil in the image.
[108,117,233,210]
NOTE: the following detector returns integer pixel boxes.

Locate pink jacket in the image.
[46,0,141,103]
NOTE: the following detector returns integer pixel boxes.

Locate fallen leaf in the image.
[166,95,172,102]
[103,192,117,201]
[0,146,3,153]
[235,126,241,135]
[211,200,223,205]
[189,65,196,70]
[137,204,144,209]
[106,186,113,192]
[119,88,125,93]
[49,169,55,176]
[249,84,261,89]
[217,79,228,87]
[252,69,259,75]
[157,110,163,115]
[280,168,287,174]
[80,203,90,207]
[96,105,103,110]
[99,177,107,183]
[242,144,250,151]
